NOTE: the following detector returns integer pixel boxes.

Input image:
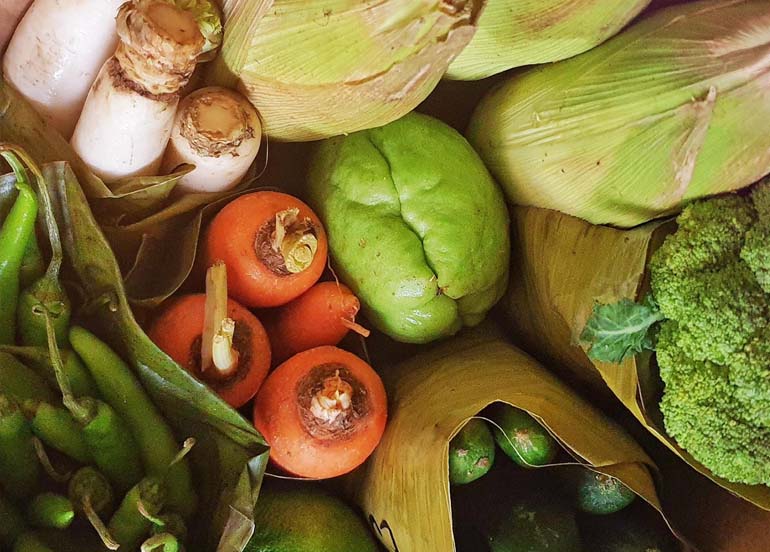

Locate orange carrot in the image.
[252,346,387,479]
[262,281,370,365]
[204,191,328,308]
[148,268,271,409]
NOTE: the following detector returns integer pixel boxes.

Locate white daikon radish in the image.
[2,0,126,138]
[160,87,261,193]
[0,0,33,53]
[70,0,204,182]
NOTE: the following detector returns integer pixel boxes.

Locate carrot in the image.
[263,281,370,365]
[252,346,387,479]
[148,263,271,408]
[204,191,328,308]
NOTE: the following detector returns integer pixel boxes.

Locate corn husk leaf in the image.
[503,204,770,509]
[347,325,686,552]
[468,0,770,227]
[209,0,483,141]
[0,163,268,551]
[446,0,650,80]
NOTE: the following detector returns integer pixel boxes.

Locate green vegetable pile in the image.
[449,404,676,552]
[582,180,770,486]
[0,146,196,551]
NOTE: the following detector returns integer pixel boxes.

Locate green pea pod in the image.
[142,533,179,552]
[0,396,40,499]
[109,477,166,550]
[19,233,45,291]
[150,513,187,540]
[70,326,197,518]
[24,400,91,464]
[44,317,143,492]
[0,353,56,404]
[12,533,54,552]
[68,467,120,551]
[27,493,75,530]
[9,147,70,348]
[0,346,99,399]
[78,398,144,493]
[0,490,27,547]
[0,147,38,345]
[68,467,113,516]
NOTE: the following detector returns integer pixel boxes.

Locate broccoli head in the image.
[657,322,770,486]
[583,181,770,486]
[650,182,770,485]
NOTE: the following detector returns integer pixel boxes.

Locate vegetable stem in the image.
[202,262,238,376]
[84,494,120,550]
[273,208,318,274]
[309,370,353,424]
[31,437,70,483]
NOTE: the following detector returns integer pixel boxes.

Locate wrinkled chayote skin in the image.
[306,112,510,344]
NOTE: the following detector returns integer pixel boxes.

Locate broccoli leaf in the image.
[580,297,664,364]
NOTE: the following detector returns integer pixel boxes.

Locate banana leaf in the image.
[0,163,269,551]
[502,205,770,510]
[0,76,269,307]
[347,325,688,552]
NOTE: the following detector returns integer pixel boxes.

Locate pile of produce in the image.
[0,148,196,550]
[449,407,677,552]
[581,181,770,487]
[5,0,770,550]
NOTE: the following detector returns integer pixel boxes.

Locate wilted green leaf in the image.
[580,297,664,364]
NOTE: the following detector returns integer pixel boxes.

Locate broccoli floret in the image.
[649,182,770,486]
[730,327,770,428]
[657,322,770,486]
[661,261,767,365]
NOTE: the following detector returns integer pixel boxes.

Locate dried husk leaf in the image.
[468,0,770,227]
[348,325,685,552]
[209,0,483,141]
[446,0,650,80]
[503,205,770,509]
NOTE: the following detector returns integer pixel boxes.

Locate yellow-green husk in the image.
[447,0,650,80]
[468,0,770,227]
[211,0,482,141]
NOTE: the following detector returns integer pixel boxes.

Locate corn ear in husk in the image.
[347,326,685,551]
[468,0,770,227]
[446,0,650,80]
[210,0,482,141]
[502,204,770,509]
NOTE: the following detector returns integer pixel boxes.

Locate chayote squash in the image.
[306,112,510,344]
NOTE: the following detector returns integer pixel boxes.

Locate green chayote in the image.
[306,112,510,344]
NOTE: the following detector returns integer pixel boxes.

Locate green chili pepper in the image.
[12,533,54,552]
[70,326,197,518]
[141,533,180,552]
[68,467,119,550]
[19,233,45,290]
[45,316,142,493]
[0,395,40,499]
[109,478,167,550]
[27,493,74,530]
[8,147,71,348]
[0,147,38,345]
[0,490,27,547]
[0,346,99,399]
[22,400,91,464]
[109,439,194,551]
[0,353,56,404]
